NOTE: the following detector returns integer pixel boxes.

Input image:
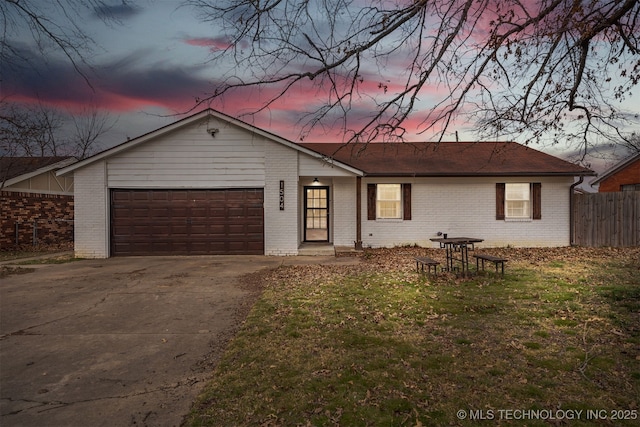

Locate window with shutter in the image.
[377,184,402,218]
[505,183,530,218]
[366,183,412,220]
[496,182,542,220]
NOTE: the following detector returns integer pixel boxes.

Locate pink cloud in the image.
[183,36,248,52]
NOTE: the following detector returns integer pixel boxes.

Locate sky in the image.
[2,0,353,147]
[2,0,639,176]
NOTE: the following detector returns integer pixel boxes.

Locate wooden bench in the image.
[415,257,440,275]
[473,254,507,275]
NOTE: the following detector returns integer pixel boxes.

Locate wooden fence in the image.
[573,191,640,247]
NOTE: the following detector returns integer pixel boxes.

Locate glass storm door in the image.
[304,186,329,242]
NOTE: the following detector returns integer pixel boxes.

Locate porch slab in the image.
[298,243,336,256]
[335,246,362,255]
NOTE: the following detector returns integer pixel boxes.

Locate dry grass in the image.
[0,243,72,262]
[187,246,640,426]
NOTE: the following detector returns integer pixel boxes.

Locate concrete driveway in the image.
[0,255,357,426]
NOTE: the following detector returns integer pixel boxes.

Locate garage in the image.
[110,189,264,256]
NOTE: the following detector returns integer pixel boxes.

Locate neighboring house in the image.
[1,157,76,249]
[591,153,640,192]
[57,109,594,258]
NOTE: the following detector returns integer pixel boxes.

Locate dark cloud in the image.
[0,46,95,103]
[0,46,211,112]
[93,2,142,20]
[100,61,211,105]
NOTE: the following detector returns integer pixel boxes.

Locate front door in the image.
[304,186,329,242]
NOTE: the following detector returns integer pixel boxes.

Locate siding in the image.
[107,118,266,188]
[350,176,573,248]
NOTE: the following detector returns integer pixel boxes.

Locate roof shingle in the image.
[299,142,594,177]
[1,157,73,182]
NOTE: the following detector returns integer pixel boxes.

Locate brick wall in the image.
[0,191,74,250]
[598,159,640,192]
[332,177,357,247]
[264,139,299,255]
[74,161,108,258]
[355,176,573,248]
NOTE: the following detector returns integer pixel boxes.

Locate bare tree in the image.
[621,132,640,154]
[188,0,639,153]
[0,101,114,159]
[0,0,127,172]
[1,0,133,85]
[0,102,62,157]
[64,105,115,159]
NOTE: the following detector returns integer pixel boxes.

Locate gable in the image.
[107,116,267,188]
[57,109,361,179]
[1,157,72,182]
[594,157,640,192]
[592,155,640,184]
[3,170,74,194]
[2,157,75,194]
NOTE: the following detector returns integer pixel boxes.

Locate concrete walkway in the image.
[0,254,359,427]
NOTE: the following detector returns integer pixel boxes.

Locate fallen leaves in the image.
[187,246,640,427]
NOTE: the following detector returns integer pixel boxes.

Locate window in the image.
[376,184,402,219]
[505,183,530,218]
[496,182,541,220]
[621,184,640,191]
[367,183,411,220]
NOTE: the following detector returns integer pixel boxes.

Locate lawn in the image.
[186,247,640,426]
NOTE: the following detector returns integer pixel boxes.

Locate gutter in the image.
[569,176,585,246]
[362,172,596,178]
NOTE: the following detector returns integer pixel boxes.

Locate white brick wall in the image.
[73,161,109,258]
[71,121,575,258]
[264,141,299,255]
[72,124,305,258]
[352,176,574,249]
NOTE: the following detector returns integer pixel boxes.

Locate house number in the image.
[279,180,285,210]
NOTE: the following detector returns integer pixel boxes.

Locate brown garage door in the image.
[110,189,264,256]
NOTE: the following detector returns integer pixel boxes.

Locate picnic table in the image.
[430,237,484,276]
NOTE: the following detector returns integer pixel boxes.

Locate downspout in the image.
[569,175,584,246]
[355,176,363,250]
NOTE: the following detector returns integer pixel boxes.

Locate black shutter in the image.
[532,182,542,220]
[367,184,376,220]
[402,184,411,220]
[496,183,505,220]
